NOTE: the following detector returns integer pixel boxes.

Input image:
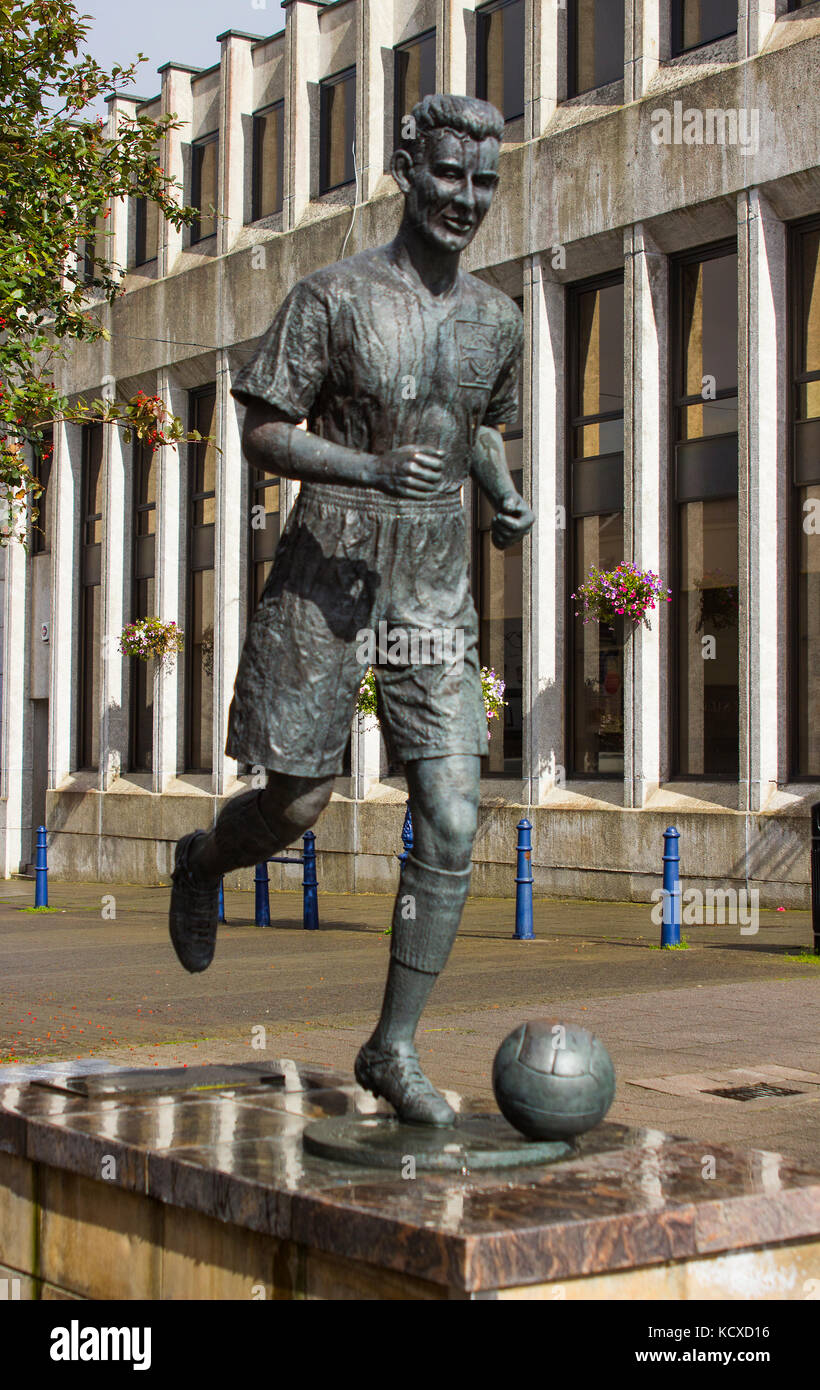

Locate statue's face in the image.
[400,128,500,254]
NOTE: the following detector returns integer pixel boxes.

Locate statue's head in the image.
[391,93,504,255]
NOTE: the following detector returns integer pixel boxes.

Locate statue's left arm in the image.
[470,424,535,551]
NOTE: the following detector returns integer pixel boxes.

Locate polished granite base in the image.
[0,1060,818,1300]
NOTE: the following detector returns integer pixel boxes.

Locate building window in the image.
[191,133,218,243]
[75,211,106,289]
[319,68,356,194]
[789,0,816,8]
[671,0,738,55]
[78,424,103,771]
[31,428,53,555]
[76,235,95,288]
[791,218,820,777]
[567,276,625,777]
[252,101,284,221]
[671,245,739,778]
[567,0,625,97]
[249,469,280,613]
[394,30,436,148]
[130,442,157,772]
[135,192,159,266]
[186,387,216,772]
[473,300,524,777]
[476,0,525,124]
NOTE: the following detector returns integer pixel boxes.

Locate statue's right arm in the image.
[242,401,446,498]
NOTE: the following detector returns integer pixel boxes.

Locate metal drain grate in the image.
[704,1083,803,1102]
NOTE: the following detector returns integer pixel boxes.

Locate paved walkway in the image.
[1,879,818,1161]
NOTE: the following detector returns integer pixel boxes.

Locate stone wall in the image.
[45,784,814,906]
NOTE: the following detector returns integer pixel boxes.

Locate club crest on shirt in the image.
[454,320,499,390]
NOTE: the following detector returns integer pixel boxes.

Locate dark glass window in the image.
[130,442,157,772]
[567,276,626,776]
[76,211,106,288]
[249,469,280,613]
[671,246,739,778]
[672,0,738,55]
[320,68,356,193]
[789,0,816,8]
[791,219,820,777]
[476,0,525,124]
[31,428,53,555]
[472,298,524,777]
[135,192,159,265]
[252,101,284,221]
[191,133,218,243]
[77,236,95,287]
[186,387,216,772]
[568,0,625,97]
[394,30,436,148]
[78,424,103,770]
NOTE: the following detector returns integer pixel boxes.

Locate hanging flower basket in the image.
[572,563,672,632]
[356,665,506,740]
[356,666,379,720]
[118,617,184,669]
[481,666,506,740]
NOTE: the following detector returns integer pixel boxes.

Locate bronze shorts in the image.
[226,482,486,776]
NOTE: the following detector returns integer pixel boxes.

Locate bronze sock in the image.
[371,853,472,1050]
[190,788,286,882]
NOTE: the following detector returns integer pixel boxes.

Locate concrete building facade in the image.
[2,0,820,905]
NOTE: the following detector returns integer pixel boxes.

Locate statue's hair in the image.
[404,93,504,161]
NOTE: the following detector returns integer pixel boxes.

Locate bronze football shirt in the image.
[231,244,524,496]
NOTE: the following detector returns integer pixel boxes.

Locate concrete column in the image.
[527,0,562,136]
[623,223,669,808]
[0,531,29,875]
[152,370,185,792]
[625,1,669,104]
[105,94,142,278]
[99,390,128,791]
[218,34,256,255]
[283,0,324,231]
[352,716,382,800]
[738,0,786,59]
[49,420,80,789]
[280,477,300,525]
[523,254,567,803]
[158,63,196,277]
[737,189,788,812]
[213,353,242,795]
[357,0,393,201]
[437,0,480,94]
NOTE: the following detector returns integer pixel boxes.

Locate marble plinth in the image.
[0,1061,818,1300]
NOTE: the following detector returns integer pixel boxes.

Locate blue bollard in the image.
[302,830,319,931]
[661,826,681,948]
[255,860,271,928]
[513,818,535,940]
[399,800,414,867]
[35,825,48,908]
[218,878,226,924]
[264,834,321,930]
